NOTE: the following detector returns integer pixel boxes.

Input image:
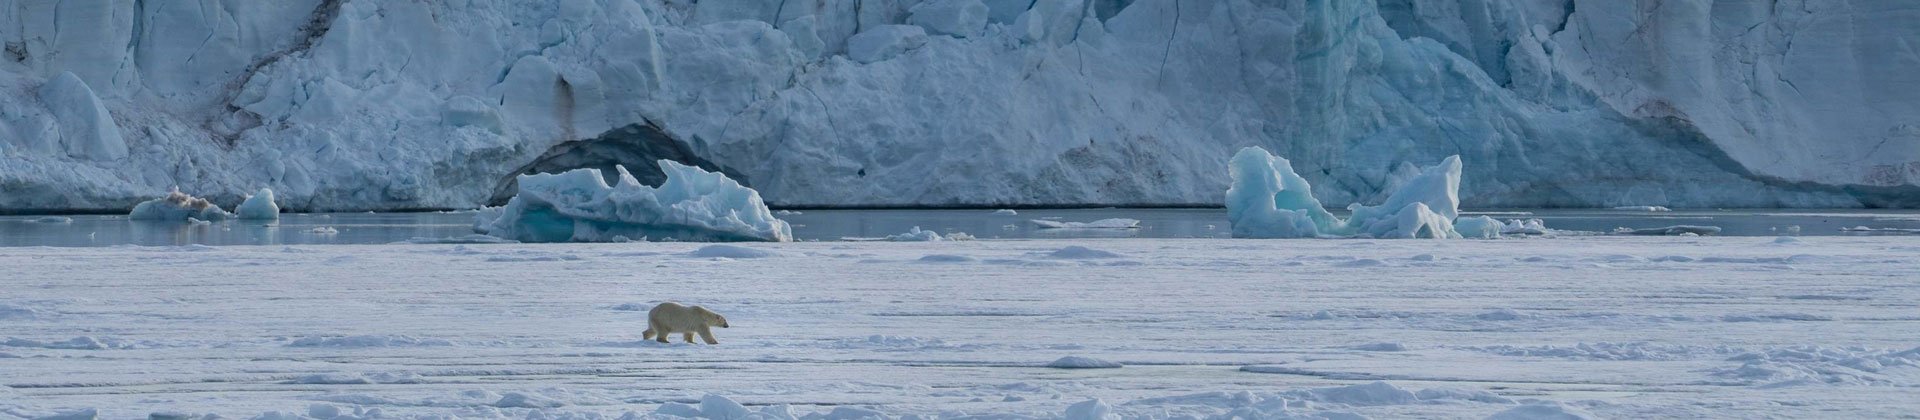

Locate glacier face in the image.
[0,0,1914,212]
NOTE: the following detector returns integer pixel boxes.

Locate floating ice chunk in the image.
[1346,156,1463,238]
[1502,219,1551,235]
[309,227,338,235]
[1616,225,1721,236]
[847,25,928,63]
[129,189,232,222]
[993,209,1018,215]
[1047,356,1122,369]
[235,188,280,220]
[1613,206,1672,212]
[1227,147,1462,239]
[1453,216,1502,238]
[1839,226,1920,234]
[1030,218,1139,229]
[29,216,72,224]
[909,0,990,38]
[1226,147,1340,238]
[475,161,792,242]
[887,226,946,241]
[776,209,803,215]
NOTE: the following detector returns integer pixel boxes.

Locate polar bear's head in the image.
[692,305,729,328]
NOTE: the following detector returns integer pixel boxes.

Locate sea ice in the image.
[1227,147,1462,239]
[128,189,233,222]
[475,161,792,242]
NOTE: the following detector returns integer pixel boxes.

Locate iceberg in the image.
[886,226,947,242]
[235,188,280,220]
[474,160,792,243]
[1227,147,1462,239]
[129,189,233,222]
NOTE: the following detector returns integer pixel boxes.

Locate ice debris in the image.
[129,188,232,222]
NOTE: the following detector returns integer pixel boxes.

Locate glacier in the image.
[474,160,792,243]
[0,0,1916,212]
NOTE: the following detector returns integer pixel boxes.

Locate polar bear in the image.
[642,302,730,344]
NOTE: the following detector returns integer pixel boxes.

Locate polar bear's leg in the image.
[652,323,672,343]
[682,332,696,343]
[698,327,719,345]
[643,328,655,340]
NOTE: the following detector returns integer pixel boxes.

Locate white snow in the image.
[1030,218,1140,229]
[475,161,792,243]
[1228,147,1463,239]
[235,188,280,220]
[3,237,1920,416]
[128,189,233,222]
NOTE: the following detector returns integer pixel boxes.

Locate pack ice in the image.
[1228,147,1464,239]
[0,1,1915,212]
[474,160,792,243]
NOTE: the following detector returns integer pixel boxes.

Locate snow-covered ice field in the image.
[4,237,1919,418]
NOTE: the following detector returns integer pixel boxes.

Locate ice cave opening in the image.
[487,122,742,205]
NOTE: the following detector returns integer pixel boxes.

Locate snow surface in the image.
[2,1,1915,212]
[4,237,1918,417]
[475,161,791,243]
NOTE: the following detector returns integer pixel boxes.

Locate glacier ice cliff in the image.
[0,0,1916,212]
